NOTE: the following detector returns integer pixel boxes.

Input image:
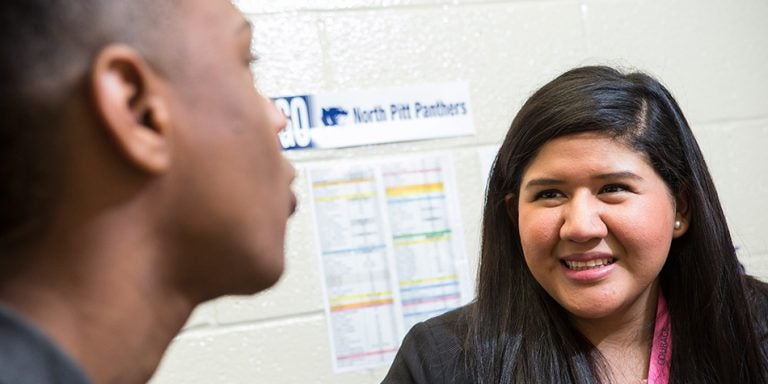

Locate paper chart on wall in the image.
[308,153,473,372]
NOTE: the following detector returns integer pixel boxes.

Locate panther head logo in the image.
[321,107,349,126]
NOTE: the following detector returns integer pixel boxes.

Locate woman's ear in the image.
[504,193,516,221]
[673,191,692,238]
[90,43,172,174]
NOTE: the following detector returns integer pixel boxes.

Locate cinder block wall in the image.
[150,0,768,382]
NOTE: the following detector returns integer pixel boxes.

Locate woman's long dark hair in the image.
[466,66,768,383]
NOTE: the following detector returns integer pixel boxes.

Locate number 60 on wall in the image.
[273,95,313,150]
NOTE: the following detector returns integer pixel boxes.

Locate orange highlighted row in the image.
[386,182,444,197]
[330,298,394,312]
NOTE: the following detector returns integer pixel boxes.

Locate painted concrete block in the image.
[582,0,768,124]
[151,314,390,384]
[693,119,768,258]
[182,301,218,330]
[235,0,463,14]
[247,13,328,96]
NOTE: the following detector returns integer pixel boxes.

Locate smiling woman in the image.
[516,132,680,328]
[382,66,768,384]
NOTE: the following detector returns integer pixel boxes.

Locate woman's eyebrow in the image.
[523,178,564,189]
[593,171,644,181]
[523,171,644,190]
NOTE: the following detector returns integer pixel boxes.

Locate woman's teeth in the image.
[563,258,615,271]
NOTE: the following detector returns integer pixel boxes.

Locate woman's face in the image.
[513,132,688,322]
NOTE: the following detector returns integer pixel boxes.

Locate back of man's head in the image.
[0,1,176,249]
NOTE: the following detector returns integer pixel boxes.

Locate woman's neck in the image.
[570,283,660,383]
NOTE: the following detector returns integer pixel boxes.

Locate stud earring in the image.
[674,219,682,230]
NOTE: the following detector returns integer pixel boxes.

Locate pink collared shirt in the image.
[647,292,671,384]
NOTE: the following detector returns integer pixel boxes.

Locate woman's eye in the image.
[534,190,563,200]
[601,184,628,194]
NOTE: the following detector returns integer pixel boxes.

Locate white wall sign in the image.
[272,82,475,150]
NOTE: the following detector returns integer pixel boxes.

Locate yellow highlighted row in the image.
[394,235,451,247]
[386,183,444,197]
[400,274,458,287]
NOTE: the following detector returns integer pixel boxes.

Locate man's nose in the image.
[265,95,288,134]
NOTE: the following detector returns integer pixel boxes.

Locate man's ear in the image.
[90,44,172,174]
[673,190,692,238]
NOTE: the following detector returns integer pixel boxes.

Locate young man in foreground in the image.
[0,1,296,382]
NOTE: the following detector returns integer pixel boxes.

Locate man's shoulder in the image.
[0,304,91,384]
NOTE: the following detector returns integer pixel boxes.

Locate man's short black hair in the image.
[0,0,177,249]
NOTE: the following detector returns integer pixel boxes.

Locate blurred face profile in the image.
[515,132,678,323]
[160,0,295,293]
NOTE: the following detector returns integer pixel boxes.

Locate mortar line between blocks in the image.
[177,310,327,338]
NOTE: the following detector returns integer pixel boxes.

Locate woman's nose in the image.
[560,192,608,243]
